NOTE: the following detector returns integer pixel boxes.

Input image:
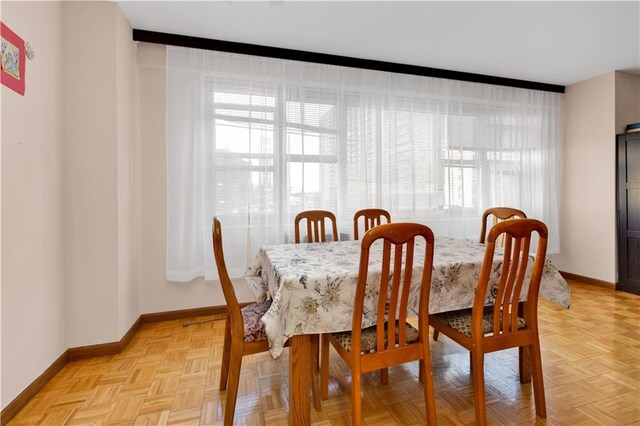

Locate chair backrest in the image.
[474,218,548,339]
[294,210,339,243]
[480,207,527,244]
[351,223,435,354]
[212,217,244,339]
[353,208,391,240]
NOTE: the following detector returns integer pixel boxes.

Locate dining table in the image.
[244,236,571,425]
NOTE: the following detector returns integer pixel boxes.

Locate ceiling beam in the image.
[133,29,565,94]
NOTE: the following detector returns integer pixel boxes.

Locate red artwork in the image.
[1,22,26,95]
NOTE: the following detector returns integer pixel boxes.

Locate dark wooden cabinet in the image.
[617,131,640,295]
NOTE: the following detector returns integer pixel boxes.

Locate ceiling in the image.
[118,1,640,86]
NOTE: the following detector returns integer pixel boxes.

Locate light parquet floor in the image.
[8,281,640,425]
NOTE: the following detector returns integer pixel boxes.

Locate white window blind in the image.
[166,46,562,281]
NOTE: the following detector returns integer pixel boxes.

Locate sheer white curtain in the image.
[166,46,562,281]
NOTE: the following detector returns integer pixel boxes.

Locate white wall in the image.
[1,1,67,408]
[137,43,254,314]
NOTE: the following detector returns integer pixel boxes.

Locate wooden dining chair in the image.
[294,210,339,243]
[429,219,548,425]
[480,207,527,244]
[352,209,392,386]
[320,223,437,425]
[213,217,320,425]
[353,208,391,240]
[433,206,527,342]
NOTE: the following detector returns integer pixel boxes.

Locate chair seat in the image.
[331,322,420,353]
[433,306,527,337]
[241,301,272,342]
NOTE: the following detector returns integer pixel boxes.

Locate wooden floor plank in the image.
[7,281,640,425]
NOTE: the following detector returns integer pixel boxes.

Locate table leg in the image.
[289,334,311,425]
[310,334,322,410]
[519,346,532,383]
[517,301,532,384]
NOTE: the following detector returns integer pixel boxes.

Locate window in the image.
[166,47,562,281]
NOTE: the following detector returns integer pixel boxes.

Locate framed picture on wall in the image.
[1,22,26,96]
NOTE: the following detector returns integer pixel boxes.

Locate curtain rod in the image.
[133,29,565,94]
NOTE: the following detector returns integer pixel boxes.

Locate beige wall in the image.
[137,43,254,314]
[63,1,141,346]
[1,1,140,408]
[615,71,640,134]
[63,0,120,347]
[1,1,67,408]
[116,4,141,338]
[63,1,140,347]
[553,72,616,282]
[553,71,640,283]
[0,1,2,410]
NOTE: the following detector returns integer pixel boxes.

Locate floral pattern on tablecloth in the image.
[244,237,571,358]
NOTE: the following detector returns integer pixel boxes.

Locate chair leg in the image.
[310,335,322,410]
[352,361,363,426]
[320,334,330,400]
[219,317,232,390]
[419,362,424,384]
[471,349,486,426]
[530,339,547,418]
[224,341,243,426]
[380,368,389,385]
[432,329,439,341]
[421,347,437,424]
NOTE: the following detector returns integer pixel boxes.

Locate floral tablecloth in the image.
[244,237,571,358]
